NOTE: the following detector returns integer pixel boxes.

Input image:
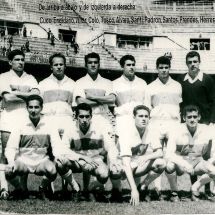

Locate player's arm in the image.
[85,94,116,105]
[3,87,39,102]
[122,156,139,206]
[138,148,163,166]
[76,96,98,106]
[5,129,20,167]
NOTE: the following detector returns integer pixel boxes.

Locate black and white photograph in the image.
[1,0,215,214]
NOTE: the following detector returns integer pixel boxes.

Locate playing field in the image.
[1,173,215,214]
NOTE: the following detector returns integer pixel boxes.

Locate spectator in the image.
[23,26,27,37]
[50,33,55,46]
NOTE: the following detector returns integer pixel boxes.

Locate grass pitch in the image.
[1,173,215,214]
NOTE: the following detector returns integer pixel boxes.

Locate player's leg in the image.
[0,131,10,199]
[5,158,29,199]
[55,158,81,192]
[109,157,123,202]
[191,160,215,201]
[136,158,166,201]
[35,158,58,200]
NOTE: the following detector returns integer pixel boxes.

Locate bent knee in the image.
[95,167,109,184]
[165,161,176,174]
[153,159,166,173]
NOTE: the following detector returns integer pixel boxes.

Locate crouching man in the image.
[166,105,215,201]
[4,95,83,200]
[117,105,166,206]
[57,103,121,200]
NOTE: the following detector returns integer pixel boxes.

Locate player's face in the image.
[27,100,42,121]
[186,56,200,76]
[86,57,99,76]
[78,110,92,131]
[9,55,25,73]
[123,60,136,78]
[184,111,200,129]
[134,109,149,129]
[157,64,170,83]
[51,57,65,80]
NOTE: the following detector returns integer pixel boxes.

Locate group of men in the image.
[0,49,215,206]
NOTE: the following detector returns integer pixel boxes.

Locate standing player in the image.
[119,105,166,206]
[58,103,121,200]
[166,105,215,201]
[0,50,39,199]
[73,52,115,124]
[39,52,75,138]
[144,56,182,201]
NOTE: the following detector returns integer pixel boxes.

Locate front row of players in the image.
[3,94,215,205]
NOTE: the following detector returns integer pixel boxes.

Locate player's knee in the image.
[109,169,122,180]
[175,166,184,176]
[96,167,109,184]
[45,163,57,180]
[56,160,69,175]
[165,161,176,174]
[14,160,28,175]
[154,159,166,173]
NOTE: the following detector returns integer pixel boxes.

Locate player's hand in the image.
[130,188,139,206]
[137,156,148,167]
[18,85,30,92]
[82,156,99,169]
[184,164,194,175]
[5,164,15,175]
[109,159,122,173]
[10,84,18,91]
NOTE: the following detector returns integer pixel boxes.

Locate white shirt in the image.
[119,122,162,157]
[0,70,38,111]
[5,115,68,165]
[73,74,113,114]
[113,75,147,115]
[62,118,118,160]
[39,74,75,115]
[184,71,203,84]
[167,123,213,160]
[144,77,182,120]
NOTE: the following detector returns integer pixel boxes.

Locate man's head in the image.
[26,95,43,122]
[75,103,92,132]
[120,55,136,80]
[8,49,25,74]
[186,51,200,78]
[85,52,100,77]
[133,105,150,129]
[156,56,171,84]
[49,53,66,80]
[182,105,200,129]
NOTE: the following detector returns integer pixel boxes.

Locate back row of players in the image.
[0,50,215,205]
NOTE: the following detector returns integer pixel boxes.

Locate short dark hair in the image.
[120,55,135,67]
[75,103,92,118]
[8,49,25,61]
[182,105,200,117]
[156,56,171,68]
[186,51,201,63]
[26,94,43,107]
[49,53,66,65]
[133,105,150,117]
[84,52,100,66]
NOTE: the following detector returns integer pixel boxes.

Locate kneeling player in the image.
[117,105,166,206]
[57,103,121,200]
[4,95,79,199]
[166,105,215,201]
